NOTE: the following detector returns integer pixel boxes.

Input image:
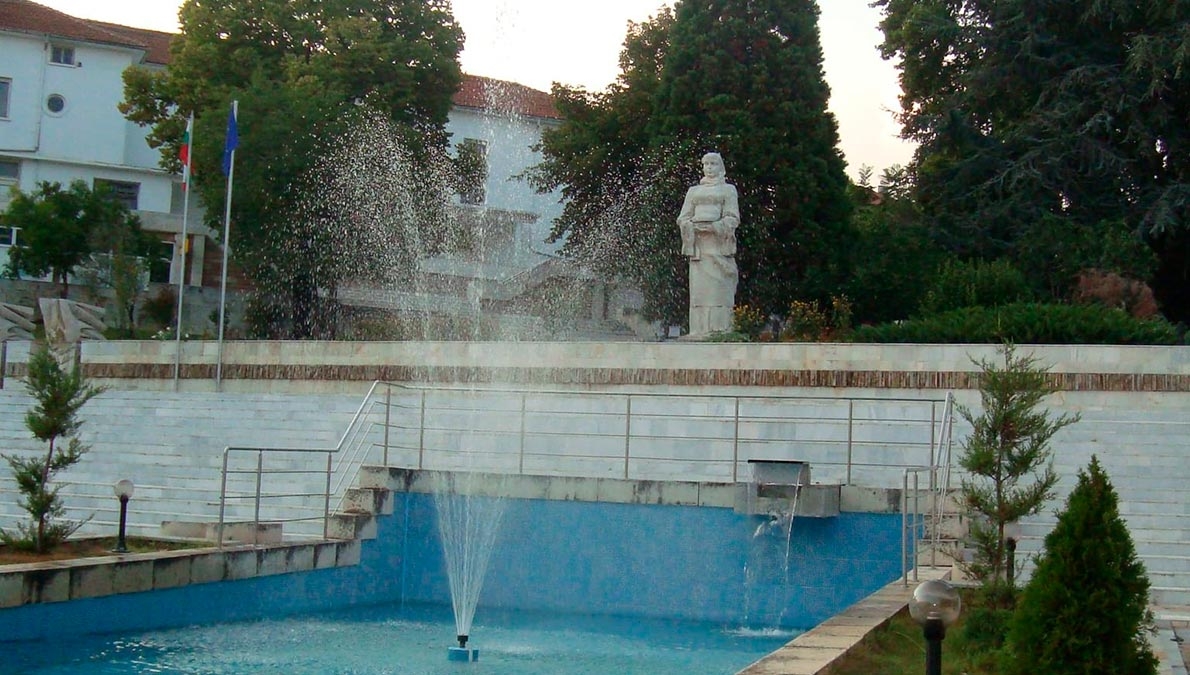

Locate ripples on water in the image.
[10,603,796,675]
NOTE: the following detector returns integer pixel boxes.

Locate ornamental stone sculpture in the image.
[677,152,739,337]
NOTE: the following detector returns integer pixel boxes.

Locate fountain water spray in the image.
[432,471,508,662]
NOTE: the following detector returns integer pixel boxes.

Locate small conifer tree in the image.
[1006,456,1158,675]
[1,346,105,553]
[958,343,1078,592]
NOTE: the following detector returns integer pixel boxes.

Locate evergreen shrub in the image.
[918,258,1034,316]
[850,303,1180,344]
[1006,456,1158,675]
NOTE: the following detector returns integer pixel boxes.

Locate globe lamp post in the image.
[113,479,134,553]
[909,579,961,675]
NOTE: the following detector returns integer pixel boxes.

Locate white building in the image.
[0,0,640,338]
[0,0,197,291]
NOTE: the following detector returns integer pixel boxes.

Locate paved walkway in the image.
[737,568,949,675]
[737,576,1190,675]
[1157,608,1190,675]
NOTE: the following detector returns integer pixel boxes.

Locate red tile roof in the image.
[3,0,559,118]
[0,0,164,63]
[452,75,560,120]
[87,20,173,65]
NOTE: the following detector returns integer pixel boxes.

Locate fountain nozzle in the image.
[457,634,468,648]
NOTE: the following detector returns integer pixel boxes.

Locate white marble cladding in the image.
[8,340,1186,378]
[2,340,1188,604]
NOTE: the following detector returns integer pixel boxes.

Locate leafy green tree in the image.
[846,173,945,323]
[528,8,683,322]
[79,186,158,336]
[958,344,1079,593]
[1,347,105,553]
[917,258,1034,317]
[875,0,1190,319]
[120,0,464,337]
[1006,456,1158,675]
[2,181,145,299]
[531,0,853,323]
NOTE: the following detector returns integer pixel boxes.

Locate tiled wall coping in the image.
[0,539,360,609]
[5,341,1189,392]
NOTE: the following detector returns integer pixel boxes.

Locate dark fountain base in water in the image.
[447,647,480,663]
[448,635,479,662]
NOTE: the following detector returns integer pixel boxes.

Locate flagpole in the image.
[172,112,194,392]
[216,100,238,392]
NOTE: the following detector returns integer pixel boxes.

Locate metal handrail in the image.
[214,381,954,548]
[217,445,335,547]
[929,393,957,566]
[902,466,931,586]
[379,383,949,483]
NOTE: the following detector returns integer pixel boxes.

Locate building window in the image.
[50,45,75,66]
[45,94,66,115]
[93,178,140,211]
[0,78,10,118]
[0,226,17,247]
[455,138,488,206]
[0,158,17,210]
[148,240,174,284]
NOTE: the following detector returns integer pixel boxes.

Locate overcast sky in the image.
[34,0,914,178]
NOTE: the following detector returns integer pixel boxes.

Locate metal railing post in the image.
[731,397,740,482]
[519,393,527,475]
[913,471,921,582]
[418,390,427,469]
[623,395,632,480]
[902,470,909,586]
[846,400,854,485]
[323,451,333,539]
[254,450,264,544]
[217,448,231,549]
[929,403,938,490]
[383,385,391,466]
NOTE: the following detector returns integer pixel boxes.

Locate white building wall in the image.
[0,31,172,195]
[446,108,564,253]
[0,33,51,154]
[0,28,187,289]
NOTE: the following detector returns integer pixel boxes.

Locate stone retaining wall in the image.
[4,340,1189,392]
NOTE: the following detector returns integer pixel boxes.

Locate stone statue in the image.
[38,298,106,369]
[677,152,739,337]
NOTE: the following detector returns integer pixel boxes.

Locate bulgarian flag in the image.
[179,112,194,190]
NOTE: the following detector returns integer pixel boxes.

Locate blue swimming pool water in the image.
[9,602,794,674]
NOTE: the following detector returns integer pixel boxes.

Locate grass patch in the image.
[0,536,205,565]
[828,589,1003,675]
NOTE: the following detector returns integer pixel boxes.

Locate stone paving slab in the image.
[737,569,950,675]
[0,539,362,608]
[739,579,1190,675]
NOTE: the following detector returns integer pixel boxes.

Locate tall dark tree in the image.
[531,1,853,322]
[651,0,854,315]
[876,0,1190,318]
[120,0,464,337]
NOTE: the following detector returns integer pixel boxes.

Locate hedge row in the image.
[849,303,1181,345]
